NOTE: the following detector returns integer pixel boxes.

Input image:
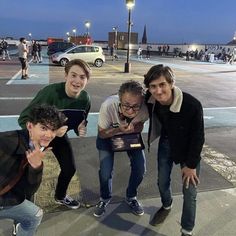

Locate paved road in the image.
[0,53,236,236]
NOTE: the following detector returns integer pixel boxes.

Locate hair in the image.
[28,104,67,130]
[143,64,175,88]
[65,59,91,80]
[19,37,26,42]
[118,80,145,98]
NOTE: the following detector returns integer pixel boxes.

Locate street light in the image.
[72,28,77,37]
[112,26,118,49]
[124,0,135,73]
[85,21,91,36]
[66,32,70,42]
[28,33,32,41]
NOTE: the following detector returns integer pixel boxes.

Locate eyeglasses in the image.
[120,103,141,111]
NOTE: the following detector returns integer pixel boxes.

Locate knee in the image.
[21,208,43,230]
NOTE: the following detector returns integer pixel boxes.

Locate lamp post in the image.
[72,28,77,37]
[66,32,70,42]
[85,21,91,36]
[28,33,32,41]
[112,26,118,49]
[124,0,135,73]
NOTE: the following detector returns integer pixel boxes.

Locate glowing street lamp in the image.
[112,26,118,49]
[72,28,77,37]
[28,33,32,41]
[66,32,70,42]
[85,21,91,36]
[124,0,135,73]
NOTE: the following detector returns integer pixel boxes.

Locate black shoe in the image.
[181,233,192,236]
[150,206,171,226]
[125,198,144,216]
[21,75,26,80]
[93,200,109,217]
[55,195,80,209]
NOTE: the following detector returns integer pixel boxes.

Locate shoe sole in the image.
[93,212,105,218]
[55,200,80,209]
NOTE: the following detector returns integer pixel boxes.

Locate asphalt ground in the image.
[0,52,236,235]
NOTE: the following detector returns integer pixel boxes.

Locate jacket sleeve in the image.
[22,163,44,196]
[186,102,205,168]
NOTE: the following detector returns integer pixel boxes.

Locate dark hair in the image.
[118,80,145,98]
[144,64,175,88]
[19,37,26,42]
[28,104,67,130]
[65,59,91,80]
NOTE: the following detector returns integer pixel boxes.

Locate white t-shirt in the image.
[98,94,149,129]
[18,43,28,59]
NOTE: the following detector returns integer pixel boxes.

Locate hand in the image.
[26,142,51,169]
[78,120,87,137]
[55,125,68,137]
[181,166,200,189]
[119,123,134,134]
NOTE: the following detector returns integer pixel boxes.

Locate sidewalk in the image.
[1,188,235,236]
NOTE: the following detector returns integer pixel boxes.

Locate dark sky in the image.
[1,0,235,44]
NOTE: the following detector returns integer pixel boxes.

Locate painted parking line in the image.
[1,107,236,137]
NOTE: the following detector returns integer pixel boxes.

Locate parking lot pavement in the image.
[0,55,236,235]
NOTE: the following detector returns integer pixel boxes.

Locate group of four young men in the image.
[0,59,204,236]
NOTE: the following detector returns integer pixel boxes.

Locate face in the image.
[65,65,88,98]
[120,92,143,119]
[148,75,173,105]
[27,122,57,147]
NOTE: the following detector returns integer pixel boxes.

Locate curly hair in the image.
[118,80,145,98]
[28,104,67,130]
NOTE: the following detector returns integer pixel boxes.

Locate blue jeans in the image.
[98,149,146,200]
[157,137,200,232]
[0,199,43,236]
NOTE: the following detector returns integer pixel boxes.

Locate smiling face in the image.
[65,65,88,98]
[27,122,57,148]
[120,92,143,119]
[148,75,174,105]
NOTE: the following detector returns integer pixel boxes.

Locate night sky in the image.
[1,0,235,44]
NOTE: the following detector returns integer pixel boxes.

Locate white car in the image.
[51,44,105,67]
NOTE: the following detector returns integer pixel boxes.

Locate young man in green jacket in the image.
[18,59,91,209]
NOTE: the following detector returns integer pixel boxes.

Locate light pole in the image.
[124,0,135,73]
[85,21,91,36]
[72,28,77,37]
[66,32,70,42]
[28,33,32,41]
[112,26,118,49]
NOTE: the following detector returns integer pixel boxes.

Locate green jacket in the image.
[18,82,91,133]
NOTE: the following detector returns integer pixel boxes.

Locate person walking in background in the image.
[18,37,29,80]
[32,40,39,63]
[37,42,42,63]
[137,46,143,59]
[0,39,11,61]
[18,59,91,210]
[0,104,67,236]
[144,64,204,236]
[146,45,152,59]
[93,80,149,218]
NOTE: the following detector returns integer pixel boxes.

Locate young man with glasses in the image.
[93,80,149,217]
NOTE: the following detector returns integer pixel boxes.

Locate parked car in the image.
[50,45,105,67]
[47,42,75,55]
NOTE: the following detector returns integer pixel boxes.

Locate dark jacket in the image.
[0,130,43,206]
[145,86,205,169]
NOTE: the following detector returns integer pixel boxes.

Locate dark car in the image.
[47,42,75,55]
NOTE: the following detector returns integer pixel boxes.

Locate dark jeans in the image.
[98,148,146,200]
[157,137,200,232]
[50,135,76,199]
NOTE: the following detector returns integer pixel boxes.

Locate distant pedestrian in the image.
[32,40,39,63]
[37,42,42,63]
[0,39,11,61]
[18,37,29,80]
[137,46,143,59]
[146,45,152,59]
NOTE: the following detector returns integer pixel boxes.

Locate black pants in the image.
[50,135,76,199]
